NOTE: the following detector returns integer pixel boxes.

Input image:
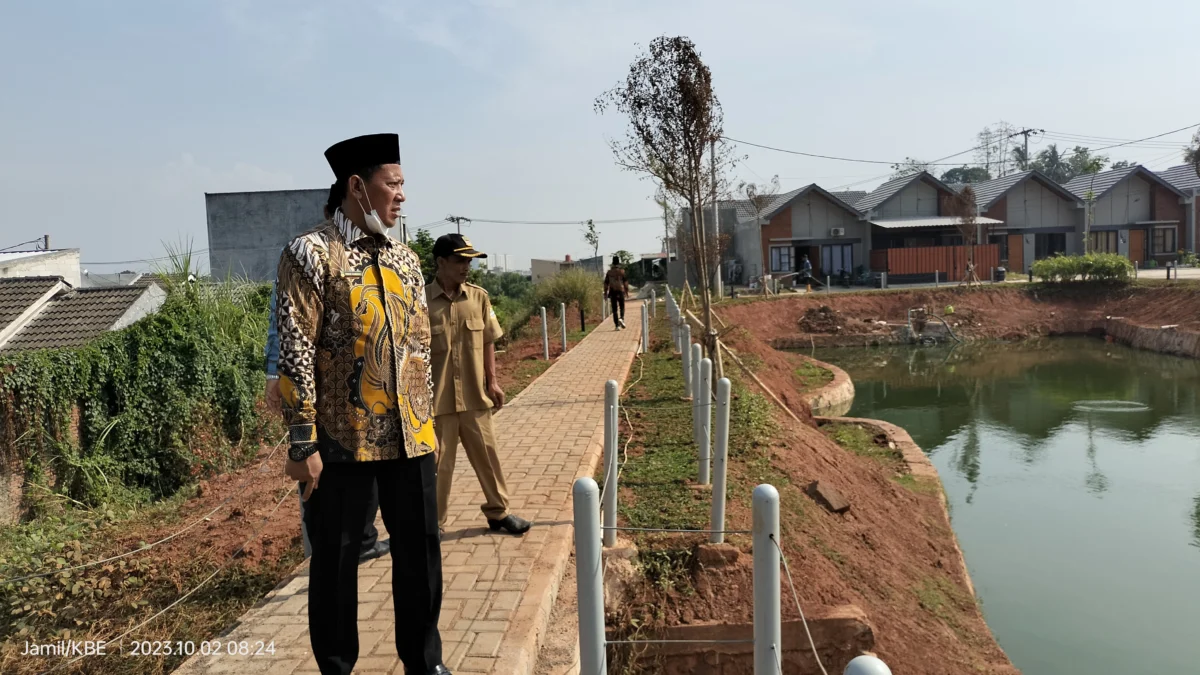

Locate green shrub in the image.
[1032,253,1133,284]
[533,268,603,317]
[0,277,275,509]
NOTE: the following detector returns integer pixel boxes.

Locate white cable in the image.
[772,534,830,675]
[1,434,288,586]
[38,486,295,675]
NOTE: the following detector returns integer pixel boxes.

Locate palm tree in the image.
[1032,144,1070,183]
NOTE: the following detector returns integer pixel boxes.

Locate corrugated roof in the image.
[0,286,152,353]
[1158,164,1200,191]
[0,276,62,335]
[1063,164,1187,201]
[869,216,1004,230]
[970,170,1082,210]
[855,172,956,214]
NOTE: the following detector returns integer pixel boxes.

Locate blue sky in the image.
[2,0,1198,273]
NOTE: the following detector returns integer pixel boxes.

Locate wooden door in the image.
[1128,229,1145,265]
[1007,234,1024,273]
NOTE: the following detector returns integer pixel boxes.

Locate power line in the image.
[1084,122,1200,152]
[722,135,986,167]
[458,216,663,225]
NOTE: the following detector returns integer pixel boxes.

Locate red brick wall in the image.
[1151,185,1186,257]
[760,208,792,273]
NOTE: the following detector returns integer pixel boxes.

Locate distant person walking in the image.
[604,255,629,329]
[427,233,532,538]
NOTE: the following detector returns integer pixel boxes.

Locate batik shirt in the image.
[276,209,437,462]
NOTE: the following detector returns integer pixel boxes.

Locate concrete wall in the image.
[531,259,568,284]
[877,180,939,218]
[0,250,81,287]
[1005,179,1082,229]
[732,218,763,281]
[205,189,328,282]
[1091,175,1151,226]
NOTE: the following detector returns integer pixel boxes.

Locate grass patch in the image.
[822,422,902,466]
[813,536,846,568]
[913,575,972,637]
[894,474,941,495]
[794,359,834,391]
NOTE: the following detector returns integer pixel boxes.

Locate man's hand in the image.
[487,380,506,411]
[265,379,281,412]
[285,453,323,500]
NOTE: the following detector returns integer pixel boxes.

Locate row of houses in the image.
[691,163,1200,284]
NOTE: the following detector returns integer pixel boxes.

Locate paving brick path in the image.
[175,305,644,675]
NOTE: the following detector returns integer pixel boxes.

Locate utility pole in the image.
[446,215,471,234]
[1010,128,1044,170]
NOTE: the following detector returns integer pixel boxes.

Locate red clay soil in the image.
[717,283,1200,344]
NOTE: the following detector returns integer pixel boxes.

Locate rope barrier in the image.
[608,638,754,645]
[603,526,751,535]
[38,486,295,675]
[1,433,288,586]
[772,534,830,675]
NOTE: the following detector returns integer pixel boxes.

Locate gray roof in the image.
[1158,164,1200,192]
[726,188,806,222]
[829,190,867,209]
[1,286,153,353]
[0,277,61,335]
[854,172,957,214]
[760,184,864,221]
[970,170,1082,210]
[1063,165,1187,201]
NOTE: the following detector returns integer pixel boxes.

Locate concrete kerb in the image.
[490,310,642,675]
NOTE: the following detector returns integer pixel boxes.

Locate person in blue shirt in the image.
[265,201,389,564]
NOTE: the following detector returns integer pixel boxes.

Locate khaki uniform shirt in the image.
[426,280,504,416]
[276,210,438,462]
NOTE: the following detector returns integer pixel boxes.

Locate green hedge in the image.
[1031,253,1134,284]
[0,280,276,509]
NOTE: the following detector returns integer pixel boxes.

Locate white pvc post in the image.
[698,358,712,485]
[844,655,893,675]
[602,380,618,548]
[826,275,831,293]
[560,302,568,354]
[753,484,781,675]
[691,343,702,451]
[710,378,731,544]
[541,307,549,360]
[682,324,693,391]
[641,301,650,354]
[881,271,888,289]
[573,478,608,675]
[650,288,657,317]
[935,270,940,287]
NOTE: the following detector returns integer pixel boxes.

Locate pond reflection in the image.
[813,338,1200,675]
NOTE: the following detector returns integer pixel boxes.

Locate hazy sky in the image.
[2,0,1198,273]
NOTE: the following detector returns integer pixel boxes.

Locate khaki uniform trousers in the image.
[435,408,510,528]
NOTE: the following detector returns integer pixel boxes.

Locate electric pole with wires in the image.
[445,215,471,234]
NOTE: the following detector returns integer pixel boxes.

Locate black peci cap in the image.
[324,134,400,181]
[433,233,486,259]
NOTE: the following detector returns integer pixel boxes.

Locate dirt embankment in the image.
[717,283,1200,348]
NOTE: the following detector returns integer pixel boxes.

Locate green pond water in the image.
[812,338,1200,675]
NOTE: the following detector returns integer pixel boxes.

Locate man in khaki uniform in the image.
[427,233,532,536]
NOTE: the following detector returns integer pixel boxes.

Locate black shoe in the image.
[487,514,533,535]
[358,539,390,564]
[407,666,451,675]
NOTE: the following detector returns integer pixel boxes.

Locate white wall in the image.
[0,250,81,287]
[877,181,939,218]
[789,195,859,238]
[1091,176,1151,226]
[1007,180,1081,229]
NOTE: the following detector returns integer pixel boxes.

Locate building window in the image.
[989,234,1009,263]
[1088,231,1119,254]
[1034,233,1067,260]
[769,246,792,273]
[1152,226,1177,254]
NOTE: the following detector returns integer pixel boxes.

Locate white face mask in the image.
[353,177,391,236]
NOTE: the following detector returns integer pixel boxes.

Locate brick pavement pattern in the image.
[175,304,644,675]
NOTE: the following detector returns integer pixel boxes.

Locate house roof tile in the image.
[0,276,62,335]
[1063,165,1187,201]
[854,172,956,214]
[0,286,152,353]
[1157,164,1200,192]
[970,170,1082,210]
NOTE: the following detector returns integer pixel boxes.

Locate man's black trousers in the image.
[609,292,626,322]
[302,453,442,675]
[300,480,380,556]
